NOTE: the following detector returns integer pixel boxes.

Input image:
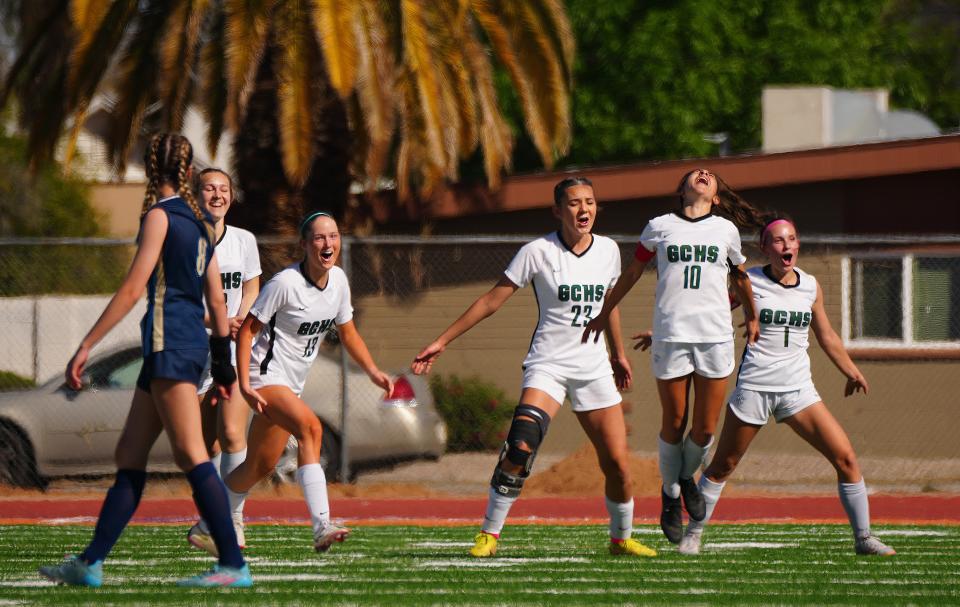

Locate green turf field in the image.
[1,523,957,605]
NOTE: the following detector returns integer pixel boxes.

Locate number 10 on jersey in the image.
[683,264,701,289]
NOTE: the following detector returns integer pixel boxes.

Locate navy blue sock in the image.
[80,469,147,564]
[187,461,244,568]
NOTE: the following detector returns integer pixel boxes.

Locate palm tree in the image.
[2,0,574,233]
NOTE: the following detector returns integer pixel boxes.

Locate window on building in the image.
[843,255,960,348]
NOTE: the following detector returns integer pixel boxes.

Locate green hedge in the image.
[0,370,35,392]
[429,374,514,452]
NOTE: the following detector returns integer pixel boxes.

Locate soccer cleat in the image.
[678,530,702,555]
[187,517,246,557]
[175,563,253,588]
[660,488,684,544]
[187,522,219,557]
[609,538,657,557]
[679,476,706,521]
[313,524,350,553]
[855,535,896,556]
[39,555,103,587]
[469,531,498,558]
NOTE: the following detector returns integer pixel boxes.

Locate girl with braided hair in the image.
[583,168,762,545]
[40,133,252,588]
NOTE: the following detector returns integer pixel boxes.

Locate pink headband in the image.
[762,219,794,242]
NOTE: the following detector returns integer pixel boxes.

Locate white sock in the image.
[686,476,725,535]
[680,434,713,480]
[605,497,634,541]
[481,487,517,536]
[658,436,683,498]
[220,450,247,488]
[226,485,248,520]
[838,479,870,539]
[297,463,331,534]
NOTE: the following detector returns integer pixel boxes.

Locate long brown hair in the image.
[142,134,213,239]
[675,169,769,232]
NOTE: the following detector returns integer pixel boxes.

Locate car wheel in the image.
[272,420,344,483]
[0,422,46,489]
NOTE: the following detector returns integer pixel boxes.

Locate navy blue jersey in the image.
[140,196,215,355]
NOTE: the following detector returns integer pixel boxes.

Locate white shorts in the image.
[651,341,735,380]
[521,367,621,412]
[728,385,822,425]
[197,357,214,394]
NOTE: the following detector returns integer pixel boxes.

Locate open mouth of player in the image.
[780,253,794,264]
[320,249,334,262]
[695,175,710,186]
[576,214,590,228]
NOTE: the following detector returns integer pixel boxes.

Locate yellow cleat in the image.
[609,537,657,558]
[469,532,498,558]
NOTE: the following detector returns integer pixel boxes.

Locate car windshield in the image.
[51,347,143,390]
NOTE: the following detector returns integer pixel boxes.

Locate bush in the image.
[429,374,514,452]
[0,370,35,392]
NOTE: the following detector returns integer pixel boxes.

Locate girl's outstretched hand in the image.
[411,341,445,375]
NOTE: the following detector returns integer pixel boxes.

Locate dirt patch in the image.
[524,442,662,497]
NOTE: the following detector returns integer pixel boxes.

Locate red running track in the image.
[0,495,958,525]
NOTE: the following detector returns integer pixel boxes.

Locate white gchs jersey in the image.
[638,212,746,343]
[736,266,817,391]
[215,226,262,318]
[248,263,353,395]
[212,225,261,364]
[504,232,620,380]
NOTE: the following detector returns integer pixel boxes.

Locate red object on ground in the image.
[0,495,957,525]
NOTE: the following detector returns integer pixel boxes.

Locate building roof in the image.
[420,134,960,219]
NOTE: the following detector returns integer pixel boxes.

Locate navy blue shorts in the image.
[136,348,209,393]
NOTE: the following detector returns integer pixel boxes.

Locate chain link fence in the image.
[1,234,958,492]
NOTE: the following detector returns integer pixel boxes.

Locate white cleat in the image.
[855,535,896,556]
[313,524,350,553]
[187,522,218,557]
[677,530,702,555]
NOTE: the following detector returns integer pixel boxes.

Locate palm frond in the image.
[463,17,512,189]
[513,0,570,156]
[273,0,316,187]
[434,2,477,159]
[105,7,170,175]
[312,0,359,99]
[159,0,212,130]
[353,0,396,182]
[65,1,138,113]
[399,0,445,176]
[471,0,570,166]
[224,0,274,131]
[535,0,574,87]
[199,6,229,158]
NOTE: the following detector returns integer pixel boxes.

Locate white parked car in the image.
[0,342,446,487]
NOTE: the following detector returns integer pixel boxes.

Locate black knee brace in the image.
[490,404,551,498]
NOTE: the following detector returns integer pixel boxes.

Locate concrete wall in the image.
[0,296,144,384]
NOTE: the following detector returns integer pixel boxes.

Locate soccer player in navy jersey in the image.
[39,134,252,588]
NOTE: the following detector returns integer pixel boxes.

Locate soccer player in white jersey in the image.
[584,168,762,544]
[191,212,393,556]
[412,177,657,559]
[187,169,262,554]
[674,217,895,557]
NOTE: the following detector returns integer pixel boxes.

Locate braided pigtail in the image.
[141,135,164,218]
[172,137,216,242]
